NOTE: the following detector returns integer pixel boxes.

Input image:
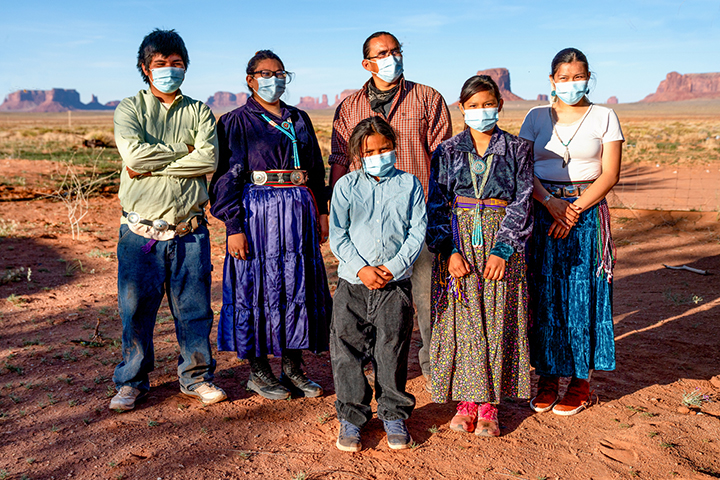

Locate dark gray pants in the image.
[330,278,416,428]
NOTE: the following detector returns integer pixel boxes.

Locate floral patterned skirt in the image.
[430,206,530,404]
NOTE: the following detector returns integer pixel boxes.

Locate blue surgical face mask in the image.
[464,107,499,133]
[372,55,403,83]
[255,76,286,103]
[363,150,397,177]
[150,67,185,94]
[553,80,589,105]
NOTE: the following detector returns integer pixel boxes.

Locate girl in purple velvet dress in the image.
[426,75,534,436]
[209,50,331,401]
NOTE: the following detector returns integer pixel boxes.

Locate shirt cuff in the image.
[347,257,368,278]
[225,217,245,235]
[170,143,190,157]
[383,257,406,280]
[489,241,514,261]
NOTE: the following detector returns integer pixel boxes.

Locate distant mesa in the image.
[641,71,720,102]
[606,96,619,104]
[333,89,360,106]
[0,89,116,112]
[205,92,249,112]
[477,68,523,101]
[297,94,329,110]
[537,94,549,102]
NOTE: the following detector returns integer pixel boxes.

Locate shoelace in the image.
[383,420,408,436]
[478,403,498,421]
[456,401,478,417]
[340,421,360,437]
[118,386,136,396]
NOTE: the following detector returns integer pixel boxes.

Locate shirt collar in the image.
[362,75,406,96]
[142,89,184,107]
[455,126,507,156]
[360,166,401,184]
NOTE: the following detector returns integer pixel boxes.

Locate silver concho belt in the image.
[251,169,308,187]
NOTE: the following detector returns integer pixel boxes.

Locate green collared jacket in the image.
[114,89,218,228]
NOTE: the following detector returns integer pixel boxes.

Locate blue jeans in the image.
[113,224,216,392]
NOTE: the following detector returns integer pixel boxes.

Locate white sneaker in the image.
[181,382,227,405]
[109,386,143,411]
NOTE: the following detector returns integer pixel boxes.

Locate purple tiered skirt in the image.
[217,184,331,358]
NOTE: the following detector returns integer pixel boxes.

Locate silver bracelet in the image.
[542,194,553,205]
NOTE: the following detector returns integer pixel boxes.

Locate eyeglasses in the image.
[367,48,403,60]
[250,70,293,82]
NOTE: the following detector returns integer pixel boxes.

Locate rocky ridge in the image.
[0,89,116,112]
[642,72,720,102]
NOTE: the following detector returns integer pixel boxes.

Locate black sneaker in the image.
[382,419,412,450]
[281,351,323,398]
[336,419,362,452]
[247,357,290,400]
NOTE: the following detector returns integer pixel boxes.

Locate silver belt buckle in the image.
[565,185,578,197]
[290,171,305,185]
[251,171,268,185]
[152,219,169,232]
[127,212,141,225]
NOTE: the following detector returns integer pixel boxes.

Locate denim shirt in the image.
[426,127,534,259]
[329,168,427,284]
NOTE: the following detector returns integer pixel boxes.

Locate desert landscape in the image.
[1,98,720,480]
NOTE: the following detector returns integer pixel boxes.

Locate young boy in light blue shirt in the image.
[329,116,427,452]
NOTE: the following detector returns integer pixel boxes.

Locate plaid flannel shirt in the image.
[329,77,452,197]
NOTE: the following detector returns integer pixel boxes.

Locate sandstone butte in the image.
[606,96,619,104]
[0,89,116,112]
[476,68,524,101]
[641,71,720,102]
[205,92,249,112]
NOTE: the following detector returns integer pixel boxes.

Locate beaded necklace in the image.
[551,104,593,168]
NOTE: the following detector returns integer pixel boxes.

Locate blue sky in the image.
[1,0,718,106]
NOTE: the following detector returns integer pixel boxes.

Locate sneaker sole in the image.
[279,376,323,398]
[530,396,559,413]
[449,423,474,433]
[247,379,291,400]
[180,389,227,406]
[108,391,147,411]
[552,401,590,416]
[387,440,412,450]
[336,438,362,452]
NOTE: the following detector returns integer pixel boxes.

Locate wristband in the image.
[542,194,553,205]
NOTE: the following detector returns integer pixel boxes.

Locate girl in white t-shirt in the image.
[519,47,624,417]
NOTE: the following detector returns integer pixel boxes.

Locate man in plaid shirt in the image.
[329,31,452,390]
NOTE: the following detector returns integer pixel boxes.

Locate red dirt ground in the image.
[1,158,720,480]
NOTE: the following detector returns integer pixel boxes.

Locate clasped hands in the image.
[545,197,582,239]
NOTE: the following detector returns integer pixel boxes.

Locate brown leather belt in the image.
[250,169,308,187]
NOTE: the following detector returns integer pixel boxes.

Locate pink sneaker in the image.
[475,403,500,437]
[449,401,478,433]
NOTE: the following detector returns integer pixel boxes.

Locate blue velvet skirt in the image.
[527,199,615,379]
[217,185,331,358]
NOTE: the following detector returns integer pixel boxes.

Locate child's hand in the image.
[548,219,572,239]
[483,254,506,281]
[448,253,471,278]
[227,233,249,260]
[358,266,390,290]
[377,265,394,282]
